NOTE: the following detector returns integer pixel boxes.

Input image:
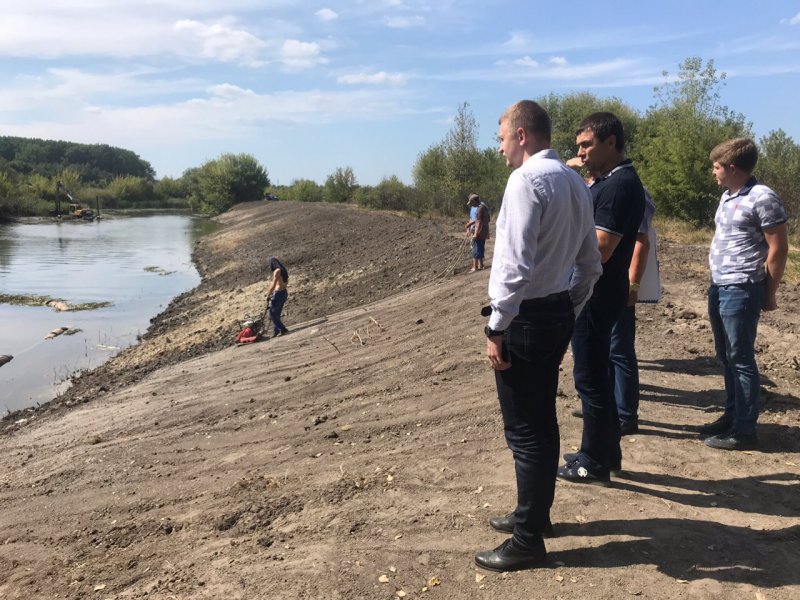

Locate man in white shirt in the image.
[475,100,601,572]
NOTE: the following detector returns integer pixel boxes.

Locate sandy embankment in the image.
[1,201,798,599]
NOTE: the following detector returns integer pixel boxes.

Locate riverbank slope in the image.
[1,201,799,599]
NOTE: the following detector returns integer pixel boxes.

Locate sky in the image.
[1,1,799,186]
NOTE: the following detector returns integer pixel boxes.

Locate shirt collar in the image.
[590,159,633,187]
[531,148,559,161]
[723,175,758,201]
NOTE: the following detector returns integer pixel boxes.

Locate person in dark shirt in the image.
[266,256,290,337]
[558,112,645,487]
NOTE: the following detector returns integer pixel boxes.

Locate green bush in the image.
[154,176,190,201]
[189,153,270,215]
[106,175,155,207]
[413,103,507,216]
[757,129,800,234]
[636,58,750,225]
[539,92,642,161]
[285,179,323,203]
[324,167,357,203]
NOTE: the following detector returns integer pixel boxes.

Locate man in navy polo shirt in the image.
[558,112,645,486]
[699,138,788,450]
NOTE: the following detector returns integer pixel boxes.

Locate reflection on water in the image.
[0,213,216,412]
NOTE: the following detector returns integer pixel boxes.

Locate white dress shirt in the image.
[488,148,602,331]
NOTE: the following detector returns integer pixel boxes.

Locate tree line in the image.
[1,57,797,234]
[0,146,270,219]
[276,58,798,233]
[0,137,155,182]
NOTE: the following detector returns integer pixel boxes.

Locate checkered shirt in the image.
[709,178,787,285]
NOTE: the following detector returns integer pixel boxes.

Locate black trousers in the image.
[494,292,575,550]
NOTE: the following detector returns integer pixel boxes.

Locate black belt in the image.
[480,291,571,318]
[520,291,571,308]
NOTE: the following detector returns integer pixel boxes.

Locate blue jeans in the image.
[269,289,288,334]
[609,305,639,424]
[494,293,574,550]
[571,284,627,475]
[707,282,765,435]
[472,238,485,259]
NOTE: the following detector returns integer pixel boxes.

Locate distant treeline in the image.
[0,137,155,183]
[1,57,797,232]
[0,136,173,218]
[275,58,798,234]
[0,135,269,218]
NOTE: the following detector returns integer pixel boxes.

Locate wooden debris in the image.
[322,336,341,354]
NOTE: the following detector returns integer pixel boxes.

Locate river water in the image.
[0,213,216,413]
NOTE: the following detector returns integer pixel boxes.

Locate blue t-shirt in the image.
[469,205,478,232]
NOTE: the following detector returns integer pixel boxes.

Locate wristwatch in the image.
[484,325,505,338]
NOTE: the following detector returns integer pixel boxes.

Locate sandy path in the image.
[1,202,798,599]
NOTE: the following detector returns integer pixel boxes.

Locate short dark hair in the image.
[709,138,758,173]
[575,112,625,152]
[500,100,551,143]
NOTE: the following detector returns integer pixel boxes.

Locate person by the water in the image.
[266,257,290,337]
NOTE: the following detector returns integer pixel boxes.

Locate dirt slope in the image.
[0,201,798,600]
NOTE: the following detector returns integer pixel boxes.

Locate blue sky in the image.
[1,1,798,186]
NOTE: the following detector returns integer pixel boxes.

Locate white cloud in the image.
[0,86,414,152]
[280,39,329,70]
[384,15,426,28]
[789,12,800,25]
[720,34,800,55]
[173,20,267,65]
[528,58,647,81]
[431,57,655,86]
[316,8,339,21]
[337,71,408,86]
[488,29,702,60]
[549,56,568,66]
[0,12,269,67]
[207,83,257,98]
[0,3,280,63]
[0,14,165,59]
[502,32,532,50]
[0,68,203,112]
[513,56,539,68]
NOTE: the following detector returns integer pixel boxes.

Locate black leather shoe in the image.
[474,539,546,572]
[557,461,611,487]
[620,420,639,436]
[563,452,621,475]
[698,415,732,437]
[704,430,758,450]
[488,514,555,538]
